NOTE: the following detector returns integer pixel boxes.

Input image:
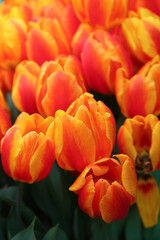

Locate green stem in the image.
[16,182,24,230]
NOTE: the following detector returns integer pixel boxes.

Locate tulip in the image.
[117,114,160,227]
[43,2,80,43]
[26,17,70,65]
[121,8,160,63]
[36,55,86,117]
[12,60,40,114]
[1,112,55,183]
[115,55,160,117]
[69,155,137,223]
[81,29,133,94]
[0,16,27,70]
[71,0,128,30]
[54,93,116,172]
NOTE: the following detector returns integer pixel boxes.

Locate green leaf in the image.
[7,207,25,239]
[125,204,142,240]
[43,224,68,240]
[11,218,36,240]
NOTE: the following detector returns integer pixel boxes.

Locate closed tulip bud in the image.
[69,155,137,223]
[71,0,128,30]
[81,29,133,94]
[54,93,116,172]
[36,55,86,117]
[26,17,70,66]
[115,55,160,117]
[0,16,27,70]
[1,112,55,183]
[122,8,160,63]
[12,60,40,114]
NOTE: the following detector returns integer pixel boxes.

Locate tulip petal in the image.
[136,174,160,227]
[13,132,46,182]
[92,178,110,218]
[100,181,130,223]
[150,121,160,170]
[78,175,95,218]
[55,113,96,172]
[114,154,137,204]
[30,138,55,183]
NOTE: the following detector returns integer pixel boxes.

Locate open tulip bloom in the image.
[118,114,160,227]
[0,0,160,239]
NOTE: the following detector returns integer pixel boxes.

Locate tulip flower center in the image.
[135,150,152,173]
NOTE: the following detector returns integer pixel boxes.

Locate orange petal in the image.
[1,126,22,178]
[78,175,95,218]
[150,121,160,170]
[136,174,160,227]
[55,113,96,172]
[100,181,130,223]
[114,154,137,204]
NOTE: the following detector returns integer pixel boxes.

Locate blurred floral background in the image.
[0,0,160,239]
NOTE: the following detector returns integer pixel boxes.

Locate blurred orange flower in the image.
[12,60,40,114]
[69,155,137,223]
[26,17,70,65]
[71,0,128,30]
[115,55,160,117]
[122,8,160,63]
[0,16,27,69]
[36,55,86,117]
[81,28,133,94]
[118,114,160,227]
[1,112,55,183]
[54,93,116,172]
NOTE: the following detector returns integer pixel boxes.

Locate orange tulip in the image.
[121,8,160,63]
[43,2,80,43]
[1,112,55,183]
[36,55,86,117]
[54,93,116,172]
[115,55,160,117]
[117,114,160,227]
[0,15,27,70]
[12,60,40,114]
[26,17,70,65]
[69,155,137,223]
[81,28,133,94]
[71,0,128,30]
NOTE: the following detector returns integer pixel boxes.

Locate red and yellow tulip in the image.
[69,155,137,223]
[118,114,160,227]
[1,112,55,183]
[121,8,160,63]
[12,60,40,114]
[0,16,27,70]
[71,0,128,30]
[26,17,70,66]
[54,93,116,172]
[81,28,133,94]
[36,55,86,117]
[115,55,160,117]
